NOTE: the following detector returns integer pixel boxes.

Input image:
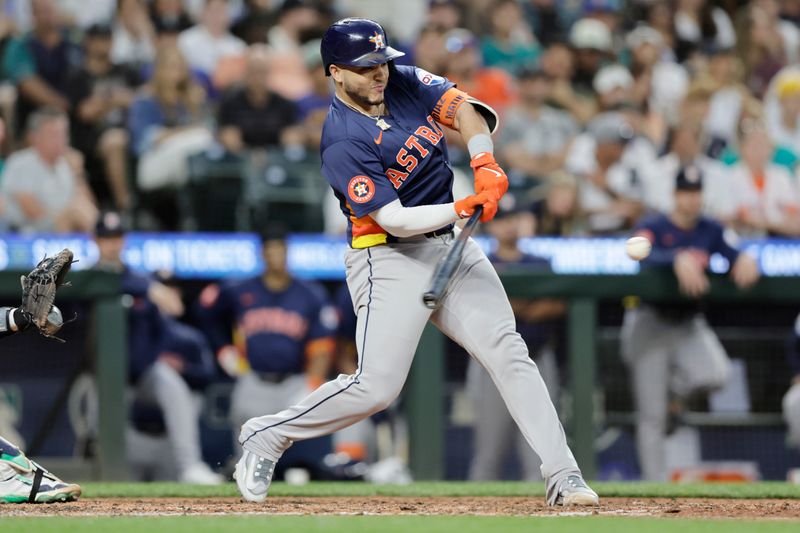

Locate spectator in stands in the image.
[92,211,222,484]
[644,121,735,223]
[480,0,540,76]
[295,40,332,151]
[178,0,246,83]
[128,44,213,196]
[232,0,273,45]
[673,0,736,62]
[569,18,614,97]
[564,112,648,234]
[766,70,800,156]
[1,0,82,131]
[531,170,582,236]
[467,188,564,481]
[522,0,567,48]
[592,63,634,112]
[427,0,464,32]
[738,0,798,99]
[539,40,595,124]
[413,24,448,75]
[267,0,321,53]
[66,24,140,212]
[622,164,759,482]
[498,66,577,182]
[0,107,97,233]
[112,0,157,69]
[701,45,752,159]
[195,225,338,473]
[626,25,689,125]
[729,120,800,237]
[443,28,516,115]
[149,0,193,35]
[218,45,301,154]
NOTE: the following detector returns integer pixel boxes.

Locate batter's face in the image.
[330,63,389,110]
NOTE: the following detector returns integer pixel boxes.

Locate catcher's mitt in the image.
[20,249,75,340]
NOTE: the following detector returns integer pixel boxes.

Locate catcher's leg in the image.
[1,435,81,503]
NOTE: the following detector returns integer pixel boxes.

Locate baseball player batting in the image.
[234,18,598,507]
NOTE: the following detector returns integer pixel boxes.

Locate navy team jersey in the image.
[196,277,338,374]
[321,65,469,248]
[635,213,740,317]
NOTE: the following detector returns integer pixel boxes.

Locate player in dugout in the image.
[1,252,82,503]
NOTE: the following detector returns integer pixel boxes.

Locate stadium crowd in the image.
[1,0,800,485]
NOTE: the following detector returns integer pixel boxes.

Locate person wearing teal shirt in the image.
[481,0,541,75]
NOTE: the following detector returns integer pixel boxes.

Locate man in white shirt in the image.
[0,108,98,233]
[177,0,246,78]
[565,112,652,234]
[644,121,735,222]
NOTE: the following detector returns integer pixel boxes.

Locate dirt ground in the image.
[2,497,800,519]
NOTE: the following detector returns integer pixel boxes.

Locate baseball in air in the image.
[625,236,652,261]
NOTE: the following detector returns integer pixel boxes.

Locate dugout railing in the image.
[3,269,800,481]
[408,271,800,481]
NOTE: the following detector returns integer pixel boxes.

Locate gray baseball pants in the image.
[621,305,731,481]
[239,234,581,491]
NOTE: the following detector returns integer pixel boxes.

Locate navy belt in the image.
[254,372,295,384]
[386,226,453,243]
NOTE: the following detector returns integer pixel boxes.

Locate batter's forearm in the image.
[454,102,491,145]
[371,199,459,237]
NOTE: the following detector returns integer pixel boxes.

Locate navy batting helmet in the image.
[321,18,405,76]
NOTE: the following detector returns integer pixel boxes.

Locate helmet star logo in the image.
[368,32,385,50]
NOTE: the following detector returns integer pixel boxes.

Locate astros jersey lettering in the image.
[321,65,467,248]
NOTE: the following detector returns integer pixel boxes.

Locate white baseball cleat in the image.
[552,474,599,506]
[1,455,81,504]
[234,449,275,503]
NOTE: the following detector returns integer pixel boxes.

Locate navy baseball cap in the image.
[675,165,703,191]
[95,211,127,237]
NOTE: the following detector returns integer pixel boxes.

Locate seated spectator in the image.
[149,0,193,35]
[673,0,736,62]
[128,45,213,195]
[427,0,464,32]
[1,0,82,132]
[218,45,301,154]
[644,121,735,223]
[413,24,448,75]
[626,25,689,127]
[111,0,157,69]
[522,0,567,48]
[66,24,141,212]
[267,0,321,53]
[232,0,273,45]
[443,28,516,116]
[177,0,246,83]
[564,112,649,234]
[539,40,595,124]
[0,108,97,232]
[480,0,540,76]
[592,63,635,112]
[531,170,581,236]
[569,18,614,97]
[92,211,223,485]
[295,39,332,151]
[766,70,800,156]
[729,120,800,237]
[498,67,577,181]
[700,46,751,158]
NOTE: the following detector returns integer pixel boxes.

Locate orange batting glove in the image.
[470,152,508,200]
[454,191,498,222]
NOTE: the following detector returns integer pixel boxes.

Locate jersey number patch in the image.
[348,175,376,203]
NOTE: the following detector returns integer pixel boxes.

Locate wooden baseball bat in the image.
[422,206,483,309]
